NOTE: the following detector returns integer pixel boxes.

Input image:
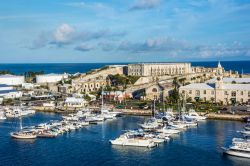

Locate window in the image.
[231,91,236,97]
[152,88,157,92]
[203,90,206,94]
[189,90,192,94]
[248,91,250,97]
[241,98,244,103]
[211,91,214,95]
[182,90,185,94]
[224,91,228,95]
[195,90,200,96]
[241,91,244,95]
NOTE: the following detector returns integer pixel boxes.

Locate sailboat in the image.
[100,87,120,119]
[10,115,36,139]
[139,99,162,130]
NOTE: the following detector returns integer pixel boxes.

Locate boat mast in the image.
[20,115,22,130]
[101,86,104,112]
[153,98,156,117]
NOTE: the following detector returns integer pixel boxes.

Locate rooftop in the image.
[0,74,23,78]
[206,77,250,84]
[180,83,215,90]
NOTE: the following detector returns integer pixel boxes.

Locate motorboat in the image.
[5,107,22,118]
[244,122,250,131]
[110,131,157,148]
[37,130,58,138]
[169,121,187,130]
[139,118,161,130]
[21,107,35,116]
[238,130,250,137]
[100,109,115,120]
[157,125,180,134]
[0,110,6,120]
[62,114,79,121]
[184,109,206,121]
[144,133,165,143]
[222,138,250,158]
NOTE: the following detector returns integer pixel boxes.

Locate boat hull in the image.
[223,148,250,158]
[11,133,37,139]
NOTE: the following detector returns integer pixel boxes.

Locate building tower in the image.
[216,61,223,76]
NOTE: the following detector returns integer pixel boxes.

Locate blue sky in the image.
[0,0,250,63]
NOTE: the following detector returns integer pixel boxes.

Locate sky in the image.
[0,0,250,63]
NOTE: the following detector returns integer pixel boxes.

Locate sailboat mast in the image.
[101,86,104,111]
[153,99,156,117]
[20,116,22,130]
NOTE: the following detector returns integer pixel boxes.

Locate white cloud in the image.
[117,37,250,59]
[53,24,75,44]
[30,24,126,49]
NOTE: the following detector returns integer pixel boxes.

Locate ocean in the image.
[0,113,248,166]
[0,61,249,75]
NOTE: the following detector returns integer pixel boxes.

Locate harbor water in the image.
[0,113,249,166]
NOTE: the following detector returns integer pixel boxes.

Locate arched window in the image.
[152,88,157,92]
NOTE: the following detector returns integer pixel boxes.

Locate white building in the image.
[179,62,250,104]
[22,83,34,90]
[127,63,192,76]
[64,97,88,108]
[0,84,22,99]
[36,73,68,84]
[0,74,25,85]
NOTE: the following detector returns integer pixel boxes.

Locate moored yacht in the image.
[222,138,250,158]
[184,109,206,121]
[0,110,6,120]
[110,131,157,148]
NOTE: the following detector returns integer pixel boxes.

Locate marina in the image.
[0,112,249,166]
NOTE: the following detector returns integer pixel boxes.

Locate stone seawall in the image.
[207,113,247,121]
[116,109,152,116]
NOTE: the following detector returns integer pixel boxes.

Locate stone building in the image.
[72,77,108,94]
[127,63,192,76]
[179,63,250,105]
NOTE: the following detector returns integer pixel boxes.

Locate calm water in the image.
[0,113,249,166]
[0,61,249,75]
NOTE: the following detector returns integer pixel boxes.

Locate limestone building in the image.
[127,63,192,76]
[179,63,250,104]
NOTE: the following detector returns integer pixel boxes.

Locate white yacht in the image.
[0,110,6,120]
[5,107,22,118]
[222,138,250,158]
[157,125,180,134]
[110,131,157,148]
[62,114,79,121]
[184,109,207,121]
[21,107,35,116]
[139,118,161,130]
[169,121,187,130]
[239,130,250,137]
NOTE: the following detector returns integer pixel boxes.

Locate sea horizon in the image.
[0,61,249,75]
